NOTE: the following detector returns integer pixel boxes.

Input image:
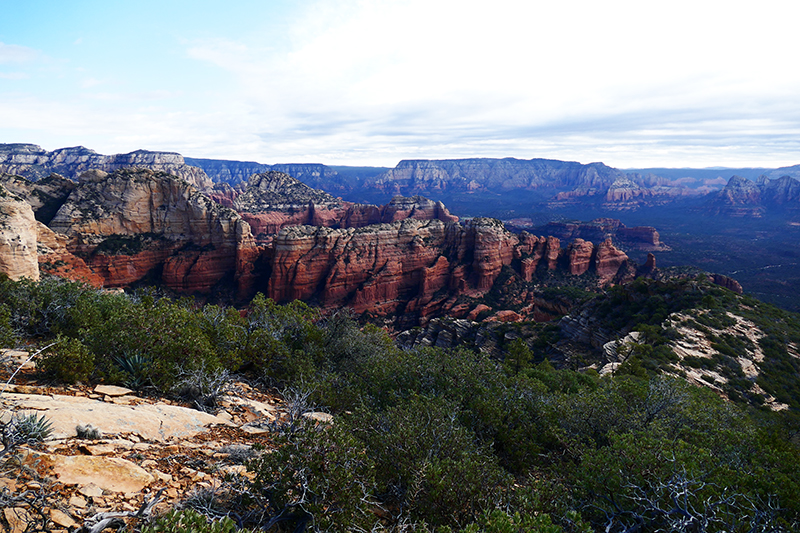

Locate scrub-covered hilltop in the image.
[1,273,800,531]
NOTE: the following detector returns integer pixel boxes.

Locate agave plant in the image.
[9,412,53,443]
[113,351,152,390]
[2,412,54,457]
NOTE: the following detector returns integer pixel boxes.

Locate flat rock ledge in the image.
[1,393,232,441]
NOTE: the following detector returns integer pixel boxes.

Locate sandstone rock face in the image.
[567,239,594,276]
[235,171,345,239]
[0,184,39,281]
[207,182,238,209]
[36,222,104,286]
[0,144,212,189]
[707,176,764,216]
[368,158,624,195]
[1,165,648,322]
[266,218,510,316]
[712,273,744,294]
[379,195,458,224]
[0,172,76,224]
[541,218,667,251]
[235,171,343,213]
[185,157,358,193]
[617,226,667,251]
[707,174,800,217]
[48,168,257,294]
[232,172,458,242]
[595,238,629,282]
[265,217,638,321]
[364,157,701,211]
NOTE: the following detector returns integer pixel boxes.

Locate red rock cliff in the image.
[264,217,636,320]
[231,172,457,242]
[47,168,257,294]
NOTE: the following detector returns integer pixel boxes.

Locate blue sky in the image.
[1,0,798,168]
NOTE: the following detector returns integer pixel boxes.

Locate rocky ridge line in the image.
[0,144,212,190]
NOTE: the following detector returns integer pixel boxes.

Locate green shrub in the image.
[0,302,16,347]
[40,335,94,383]
[441,509,566,533]
[141,509,249,533]
[352,396,511,528]
[249,419,377,532]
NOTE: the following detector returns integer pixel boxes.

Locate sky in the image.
[1,0,798,168]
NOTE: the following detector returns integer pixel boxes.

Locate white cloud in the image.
[175,0,800,166]
[80,78,104,88]
[3,0,799,168]
[0,72,28,80]
[0,42,38,64]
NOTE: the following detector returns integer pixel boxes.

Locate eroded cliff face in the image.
[0,173,77,224]
[0,144,212,190]
[36,222,104,286]
[366,158,705,211]
[706,175,800,217]
[0,166,646,326]
[230,172,458,242]
[184,158,357,193]
[48,168,256,294]
[368,158,624,194]
[263,217,636,322]
[532,218,668,252]
[265,218,509,317]
[0,184,40,281]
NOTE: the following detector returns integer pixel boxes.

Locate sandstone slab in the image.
[3,507,31,533]
[2,393,232,441]
[50,508,78,528]
[78,483,104,498]
[47,454,154,493]
[93,384,133,397]
[0,183,39,281]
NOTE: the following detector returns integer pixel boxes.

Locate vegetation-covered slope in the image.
[3,274,800,531]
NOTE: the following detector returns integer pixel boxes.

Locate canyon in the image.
[0,167,652,325]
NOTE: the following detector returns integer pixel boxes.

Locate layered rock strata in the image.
[0,144,212,189]
[0,167,649,326]
[540,218,668,251]
[264,218,635,320]
[47,168,257,295]
[231,172,457,242]
[0,184,40,281]
[0,172,77,224]
[706,175,800,217]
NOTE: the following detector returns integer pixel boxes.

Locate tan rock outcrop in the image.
[595,238,629,282]
[567,238,594,276]
[45,454,155,493]
[0,184,39,281]
[3,393,232,441]
[47,168,257,294]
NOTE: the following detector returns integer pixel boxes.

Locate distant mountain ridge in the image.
[0,144,212,189]
[4,143,800,217]
[184,157,380,195]
[367,158,626,194]
[707,174,800,217]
